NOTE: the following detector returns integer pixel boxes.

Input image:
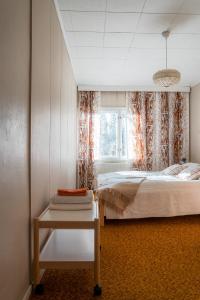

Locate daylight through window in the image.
[94,108,135,161]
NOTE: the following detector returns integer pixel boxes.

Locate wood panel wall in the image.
[0,0,77,299]
[31,0,77,219]
[0,1,30,299]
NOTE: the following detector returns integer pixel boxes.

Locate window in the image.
[94,108,134,161]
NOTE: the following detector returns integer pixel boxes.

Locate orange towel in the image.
[57,188,88,196]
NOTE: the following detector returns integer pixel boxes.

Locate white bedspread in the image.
[97,171,200,219]
[97,170,162,186]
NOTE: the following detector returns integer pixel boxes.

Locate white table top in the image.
[39,201,98,223]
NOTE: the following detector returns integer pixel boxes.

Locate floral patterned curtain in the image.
[127,91,189,171]
[77,91,100,189]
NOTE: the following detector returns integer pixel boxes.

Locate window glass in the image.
[94,108,134,161]
[121,114,127,159]
[99,112,118,159]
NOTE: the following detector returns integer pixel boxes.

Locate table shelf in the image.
[40,229,94,263]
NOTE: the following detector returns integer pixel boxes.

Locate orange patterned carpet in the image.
[31,216,200,300]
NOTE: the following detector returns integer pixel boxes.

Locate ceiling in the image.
[56,0,200,88]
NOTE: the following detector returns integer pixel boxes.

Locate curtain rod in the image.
[78,85,191,92]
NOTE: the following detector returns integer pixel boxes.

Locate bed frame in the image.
[99,199,105,227]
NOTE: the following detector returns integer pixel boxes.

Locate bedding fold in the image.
[96,178,145,214]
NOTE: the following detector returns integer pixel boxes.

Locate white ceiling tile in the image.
[107,0,145,12]
[103,48,129,59]
[125,52,166,85]
[106,12,140,32]
[57,0,107,11]
[167,50,200,85]
[61,11,72,31]
[64,12,105,32]
[67,32,104,47]
[72,58,125,85]
[143,0,183,13]
[59,2,200,86]
[179,0,200,14]
[169,34,200,49]
[132,34,164,48]
[137,13,175,33]
[70,47,103,59]
[168,49,200,65]
[128,48,165,65]
[123,59,163,85]
[172,15,200,33]
[104,33,133,47]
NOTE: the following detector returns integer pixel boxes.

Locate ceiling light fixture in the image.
[153,30,181,87]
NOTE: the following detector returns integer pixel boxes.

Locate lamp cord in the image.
[165,35,168,69]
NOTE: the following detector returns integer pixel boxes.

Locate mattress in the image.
[97,171,200,219]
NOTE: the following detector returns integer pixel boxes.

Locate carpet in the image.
[30,216,200,300]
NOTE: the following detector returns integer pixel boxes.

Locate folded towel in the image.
[57,188,88,196]
[49,202,93,211]
[53,190,93,204]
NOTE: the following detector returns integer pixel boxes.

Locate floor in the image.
[31,216,200,300]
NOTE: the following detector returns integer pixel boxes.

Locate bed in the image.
[96,167,200,225]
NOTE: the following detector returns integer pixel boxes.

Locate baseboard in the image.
[24,269,45,300]
[22,285,32,300]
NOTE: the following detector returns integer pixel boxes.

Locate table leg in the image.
[94,218,102,296]
[33,219,40,286]
[99,200,105,227]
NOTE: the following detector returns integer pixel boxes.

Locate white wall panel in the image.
[0,1,30,299]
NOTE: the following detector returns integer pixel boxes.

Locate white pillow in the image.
[162,164,186,176]
[177,165,200,180]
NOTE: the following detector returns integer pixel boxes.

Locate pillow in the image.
[162,164,186,175]
[177,165,200,180]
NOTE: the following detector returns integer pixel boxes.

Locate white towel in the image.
[49,202,93,211]
[53,190,93,204]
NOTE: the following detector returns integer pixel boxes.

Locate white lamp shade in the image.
[153,69,181,87]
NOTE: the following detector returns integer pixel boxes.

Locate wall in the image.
[0,1,30,300]
[31,0,77,219]
[0,0,77,299]
[190,83,200,162]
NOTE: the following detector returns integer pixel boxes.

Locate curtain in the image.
[77,91,100,189]
[127,91,189,171]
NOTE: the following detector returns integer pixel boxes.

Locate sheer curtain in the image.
[127,91,189,171]
[77,91,100,189]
